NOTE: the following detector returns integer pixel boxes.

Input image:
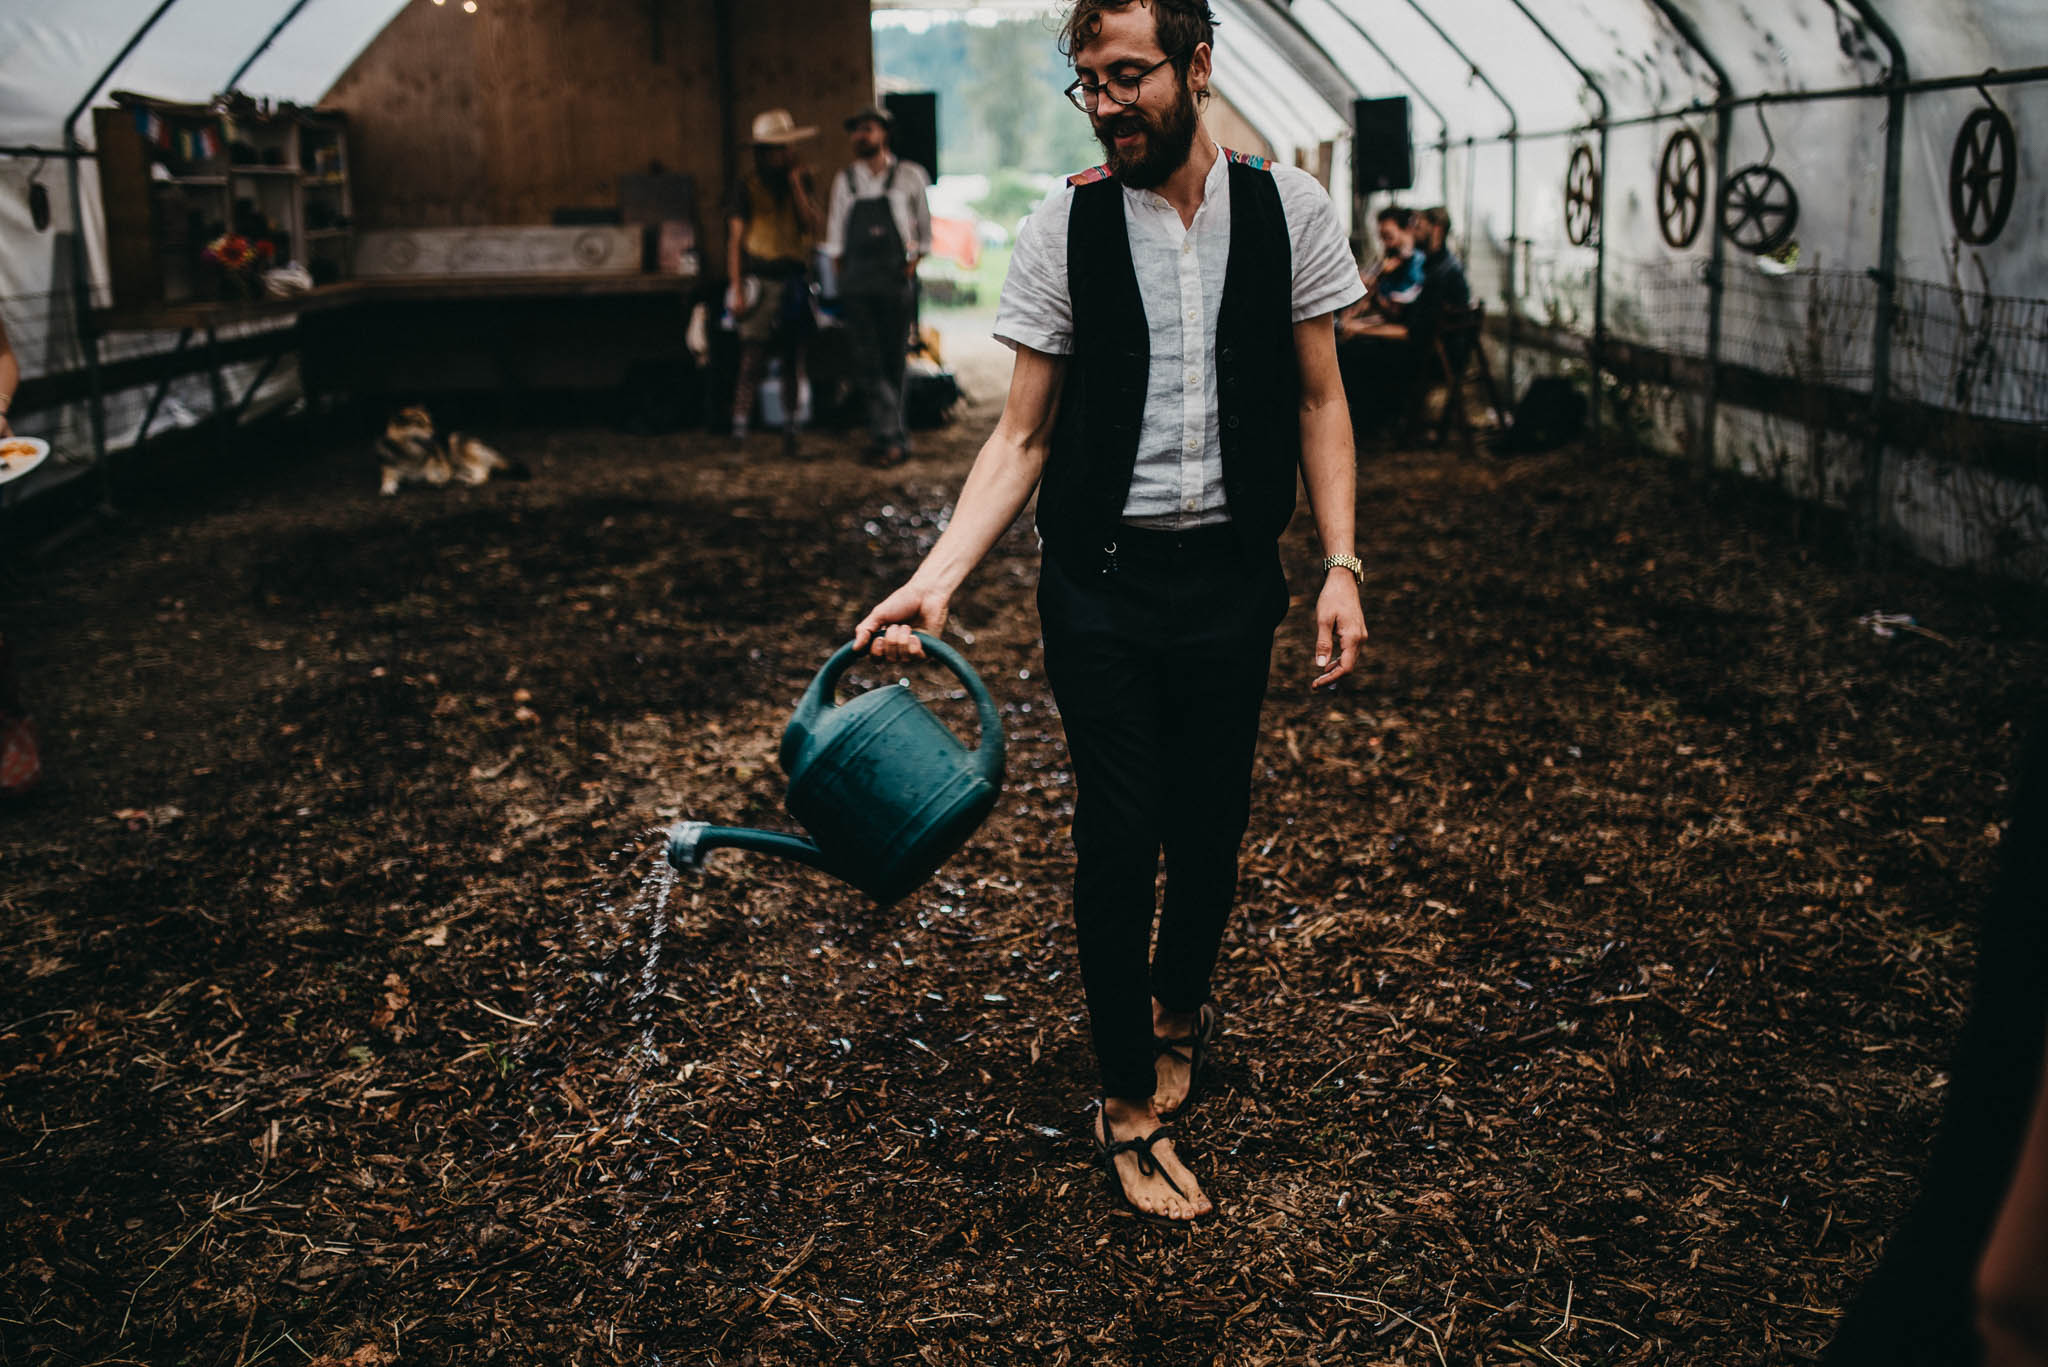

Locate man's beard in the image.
[1093,81,1199,190]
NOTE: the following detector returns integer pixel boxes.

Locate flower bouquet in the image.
[201,233,277,301]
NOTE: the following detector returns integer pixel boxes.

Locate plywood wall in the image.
[324,0,873,258]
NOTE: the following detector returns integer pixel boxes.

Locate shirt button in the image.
[1184,498,1197,511]
[1185,437,1198,451]
[1186,308,1197,321]
[1185,371,1198,386]
[1182,243,1192,255]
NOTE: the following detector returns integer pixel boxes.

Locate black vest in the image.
[1036,158,1300,566]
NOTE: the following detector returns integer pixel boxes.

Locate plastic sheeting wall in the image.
[0,0,408,490]
[1237,0,2047,581]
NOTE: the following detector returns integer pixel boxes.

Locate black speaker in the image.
[1353,96,1414,193]
[885,92,939,183]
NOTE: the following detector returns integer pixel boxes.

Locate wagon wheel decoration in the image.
[1950,106,2017,245]
[1563,143,1600,247]
[1657,128,1706,249]
[1720,164,1800,255]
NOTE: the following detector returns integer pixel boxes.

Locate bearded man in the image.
[854,0,1366,1224]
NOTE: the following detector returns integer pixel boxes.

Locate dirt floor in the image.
[3,332,2045,1365]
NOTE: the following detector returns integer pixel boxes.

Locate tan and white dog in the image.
[376,405,529,495]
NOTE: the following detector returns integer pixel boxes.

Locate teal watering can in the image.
[667,632,1005,904]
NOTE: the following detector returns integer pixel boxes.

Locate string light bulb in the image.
[463,1,477,9]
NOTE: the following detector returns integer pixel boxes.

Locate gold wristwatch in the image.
[1322,553,1364,584]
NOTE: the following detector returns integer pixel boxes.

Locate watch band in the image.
[1322,553,1364,584]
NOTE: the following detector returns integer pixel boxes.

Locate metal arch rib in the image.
[1393,0,1514,139]
[1640,0,1734,99]
[1503,0,1609,452]
[1641,0,1733,473]
[1840,0,1907,537]
[1500,0,1607,127]
[1315,0,1450,142]
[1391,0,1519,395]
[1218,49,1335,149]
[65,0,187,507]
[1221,0,1364,121]
[227,0,325,92]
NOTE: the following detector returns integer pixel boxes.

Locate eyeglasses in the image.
[1064,55,1176,113]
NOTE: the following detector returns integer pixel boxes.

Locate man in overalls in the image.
[824,105,932,468]
[854,0,1367,1224]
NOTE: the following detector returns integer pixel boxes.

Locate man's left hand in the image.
[1312,573,1367,690]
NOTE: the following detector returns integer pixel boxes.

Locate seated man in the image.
[1336,204,1469,439]
[1368,205,1425,316]
[1408,205,1473,361]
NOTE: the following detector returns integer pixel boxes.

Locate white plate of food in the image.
[0,435,49,485]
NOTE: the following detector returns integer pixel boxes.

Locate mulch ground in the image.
[2,365,2043,1366]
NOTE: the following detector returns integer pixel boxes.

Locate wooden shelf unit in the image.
[95,93,356,312]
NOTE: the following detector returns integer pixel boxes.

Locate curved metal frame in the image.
[1842,0,1907,537]
[64,0,186,506]
[1317,0,1454,211]
[1232,0,1366,130]
[1641,0,1735,472]
[227,0,323,91]
[1389,0,1522,405]
[1504,0,1608,452]
[1217,24,1349,149]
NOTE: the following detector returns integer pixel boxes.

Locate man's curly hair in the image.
[1058,0,1219,76]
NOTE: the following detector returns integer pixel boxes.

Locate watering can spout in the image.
[667,820,834,876]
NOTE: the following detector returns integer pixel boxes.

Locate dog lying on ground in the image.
[376,405,530,495]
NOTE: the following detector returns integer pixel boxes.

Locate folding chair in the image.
[1427,303,1508,458]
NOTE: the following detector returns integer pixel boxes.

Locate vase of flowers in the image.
[201,234,276,302]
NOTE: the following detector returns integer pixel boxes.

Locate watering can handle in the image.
[798,633,1006,776]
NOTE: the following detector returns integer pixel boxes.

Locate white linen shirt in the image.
[994,143,1363,528]
[822,155,934,262]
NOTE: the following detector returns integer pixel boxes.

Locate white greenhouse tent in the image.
[1,0,409,495]
[3,0,2044,578]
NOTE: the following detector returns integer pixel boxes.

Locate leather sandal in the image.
[1092,1104,1213,1227]
[1153,1000,1222,1119]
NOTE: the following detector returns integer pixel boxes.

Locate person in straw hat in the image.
[724,108,824,439]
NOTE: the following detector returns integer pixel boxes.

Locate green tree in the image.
[873,13,1111,178]
[966,21,1042,171]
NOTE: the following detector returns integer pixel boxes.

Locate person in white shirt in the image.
[823,106,933,468]
[854,0,1367,1226]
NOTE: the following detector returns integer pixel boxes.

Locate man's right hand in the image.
[854,583,949,662]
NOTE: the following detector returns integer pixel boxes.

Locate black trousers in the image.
[1037,524,1287,1100]
[839,285,912,450]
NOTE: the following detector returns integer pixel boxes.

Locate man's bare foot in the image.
[1096,1096,1212,1223]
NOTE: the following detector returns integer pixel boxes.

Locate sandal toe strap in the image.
[1099,1125,1187,1196]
